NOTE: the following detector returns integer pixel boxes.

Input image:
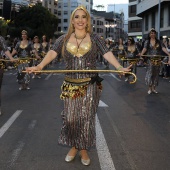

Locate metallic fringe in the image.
[60,81,102,100]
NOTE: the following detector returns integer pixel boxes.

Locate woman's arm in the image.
[103,51,131,71]
[11,48,17,56]
[34,50,57,71]
[5,50,15,61]
[140,47,147,56]
[162,47,170,57]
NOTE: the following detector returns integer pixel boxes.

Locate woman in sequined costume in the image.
[12,30,40,90]
[140,28,170,94]
[41,35,49,56]
[32,36,42,79]
[117,38,126,67]
[26,6,131,166]
[124,37,140,82]
[0,36,16,116]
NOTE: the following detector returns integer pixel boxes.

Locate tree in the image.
[0,19,8,36]
[8,4,58,39]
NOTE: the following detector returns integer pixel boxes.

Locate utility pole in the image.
[157,0,161,40]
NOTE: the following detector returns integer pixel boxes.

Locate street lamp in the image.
[104,24,117,39]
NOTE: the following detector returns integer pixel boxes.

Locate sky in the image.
[93,0,129,11]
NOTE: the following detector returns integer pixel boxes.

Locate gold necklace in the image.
[74,33,87,40]
[75,33,87,52]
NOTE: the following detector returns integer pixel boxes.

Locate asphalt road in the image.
[0,61,170,170]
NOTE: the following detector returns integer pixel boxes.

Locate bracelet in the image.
[117,66,123,71]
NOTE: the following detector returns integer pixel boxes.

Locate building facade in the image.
[137,0,170,39]
[42,0,91,34]
[128,0,142,41]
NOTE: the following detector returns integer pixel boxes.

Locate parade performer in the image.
[26,6,131,166]
[0,36,16,116]
[124,37,140,82]
[117,38,126,67]
[12,30,40,90]
[32,36,42,79]
[41,35,49,56]
[140,28,170,94]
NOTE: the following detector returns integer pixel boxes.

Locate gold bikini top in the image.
[66,42,91,57]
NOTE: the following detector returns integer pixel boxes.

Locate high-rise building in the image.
[137,0,170,39]
[42,0,91,34]
[128,0,142,41]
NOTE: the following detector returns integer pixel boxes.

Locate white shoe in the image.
[152,90,158,94]
[125,78,128,82]
[19,87,23,90]
[148,90,152,94]
[26,87,30,90]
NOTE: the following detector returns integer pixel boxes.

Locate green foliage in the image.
[8,4,58,39]
[0,19,8,36]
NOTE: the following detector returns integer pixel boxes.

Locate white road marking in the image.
[0,110,22,138]
[8,141,25,168]
[96,115,116,170]
[28,120,37,130]
[8,120,37,168]
[45,73,53,80]
[110,73,121,81]
[98,100,108,107]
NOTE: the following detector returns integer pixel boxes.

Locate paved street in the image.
[0,61,170,170]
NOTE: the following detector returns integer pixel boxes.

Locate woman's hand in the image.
[26,65,42,74]
[119,64,132,72]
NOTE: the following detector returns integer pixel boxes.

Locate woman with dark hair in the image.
[26,6,131,166]
[32,36,42,79]
[41,35,49,56]
[140,28,170,94]
[0,36,16,115]
[12,30,40,90]
[117,38,126,67]
[124,37,140,82]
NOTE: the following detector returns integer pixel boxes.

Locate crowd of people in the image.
[0,5,170,167]
[101,28,170,94]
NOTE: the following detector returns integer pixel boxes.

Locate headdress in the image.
[21,30,27,34]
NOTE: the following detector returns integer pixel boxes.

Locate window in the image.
[151,12,155,28]
[64,19,68,22]
[58,3,61,8]
[64,3,67,7]
[93,20,95,24]
[160,7,164,28]
[64,11,68,15]
[58,19,61,23]
[58,11,61,16]
[54,9,57,14]
[145,15,148,31]
[130,5,136,13]
[58,27,61,31]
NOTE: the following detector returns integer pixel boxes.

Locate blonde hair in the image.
[62,6,92,56]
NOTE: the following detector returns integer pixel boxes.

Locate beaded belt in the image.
[64,77,91,84]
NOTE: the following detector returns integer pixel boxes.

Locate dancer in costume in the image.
[124,37,140,82]
[26,6,131,166]
[32,36,42,79]
[12,30,40,90]
[140,28,170,94]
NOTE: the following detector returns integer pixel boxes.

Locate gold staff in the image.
[23,70,137,84]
